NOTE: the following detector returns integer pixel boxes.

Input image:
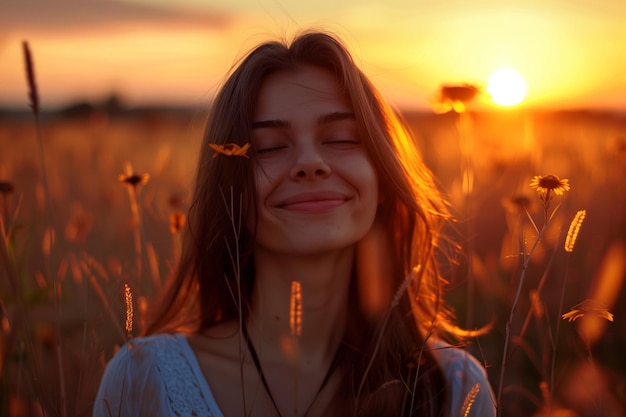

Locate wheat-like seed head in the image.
[564,210,586,253]
[22,41,39,116]
[124,284,134,338]
[460,383,480,417]
[289,280,302,337]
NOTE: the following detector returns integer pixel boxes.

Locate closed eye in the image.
[324,139,361,148]
[255,145,288,155]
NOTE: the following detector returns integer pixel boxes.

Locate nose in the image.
[290,145,331,180]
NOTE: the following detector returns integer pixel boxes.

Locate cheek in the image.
[253,158,289,190]
[355,165,380,221]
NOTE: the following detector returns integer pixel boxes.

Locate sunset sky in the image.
[1,0,625,111]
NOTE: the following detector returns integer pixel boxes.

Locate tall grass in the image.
[23,40,67,417]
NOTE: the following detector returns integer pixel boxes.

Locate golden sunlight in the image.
[487,69,527,106]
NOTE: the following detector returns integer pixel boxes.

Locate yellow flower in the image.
[209,143,250,158]
[562,299,614,322]
[529,174,570,196]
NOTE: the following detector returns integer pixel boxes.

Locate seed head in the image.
[124,283,134,338]
[460,383,480,417]
[22,41,40,116]
[564,210,586,253]
[289,280,302,337]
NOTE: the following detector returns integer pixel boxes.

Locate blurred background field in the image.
[1,102,625,416]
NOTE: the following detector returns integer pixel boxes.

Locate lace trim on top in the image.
[152,336,213,417]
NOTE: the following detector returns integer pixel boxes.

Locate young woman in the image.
[94,31,495,417]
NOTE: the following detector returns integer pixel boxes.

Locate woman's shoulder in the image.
[430,340,497,417]
[431,340,487,376]
[120,333,185,358]
[99,333,184,373]
[94,333,217,417]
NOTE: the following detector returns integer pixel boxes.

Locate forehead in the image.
[254,66,352,121]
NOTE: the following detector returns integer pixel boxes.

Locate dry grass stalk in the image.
[356,265,421,409]
[219,186,248,417]
[22,39,68,417]
[119,163,150,292]
[145,241,161,292]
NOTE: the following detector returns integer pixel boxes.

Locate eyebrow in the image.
[317,111,356,124]
[251,111,355,130]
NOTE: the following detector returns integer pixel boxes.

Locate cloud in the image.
[0,0,231,34]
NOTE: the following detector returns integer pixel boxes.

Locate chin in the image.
[258,228,368,257]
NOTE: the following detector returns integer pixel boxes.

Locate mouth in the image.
[278,191,349,212]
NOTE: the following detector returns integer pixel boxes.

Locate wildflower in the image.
[118,173,150,187]
[441,84,480,103]
[564,210,586,253]
[209,143,250,159]
[169,210,186,234]
[529,174,570,196]
[433,84,480,113]
[562,299,614,323]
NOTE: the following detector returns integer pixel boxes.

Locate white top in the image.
[93,333,496,417]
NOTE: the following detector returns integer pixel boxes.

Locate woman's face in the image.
[251,66,379,256]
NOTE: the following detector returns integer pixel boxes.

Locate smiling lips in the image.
[278,191,349,212]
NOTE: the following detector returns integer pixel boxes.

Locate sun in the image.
[487,69,527,106]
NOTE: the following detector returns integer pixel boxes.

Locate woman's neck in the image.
[247,247,353,368]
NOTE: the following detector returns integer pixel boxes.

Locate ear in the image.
[355,215,393,318]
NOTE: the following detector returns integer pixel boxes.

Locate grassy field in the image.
[1,105,625,416]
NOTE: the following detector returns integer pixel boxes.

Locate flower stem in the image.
[549,253,570,416]
[497,223,548,417]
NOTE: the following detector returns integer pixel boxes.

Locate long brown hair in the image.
[146,31,458,416]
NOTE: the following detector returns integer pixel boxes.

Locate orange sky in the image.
[1,0,625,111]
